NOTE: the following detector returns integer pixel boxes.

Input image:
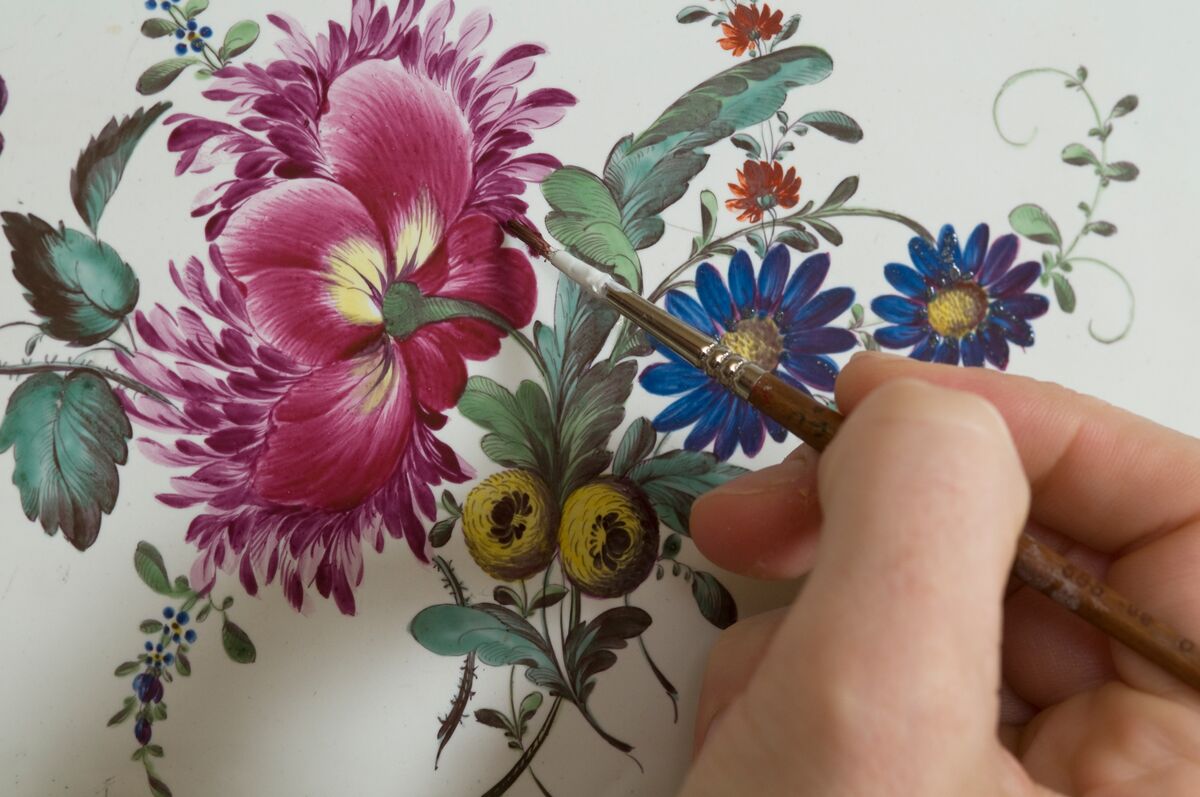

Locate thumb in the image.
[683,378,1031,795]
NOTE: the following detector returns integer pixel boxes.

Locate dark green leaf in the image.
[440,490,461,517]
[147,773,173,797]
[2,214,139,344]
[1052,272,1076,313]
[107,696,137,726]
[698,189,719,244]
[1111,95,1138,118]
[1061,142,1099,167]
[563,606,652,699]
[818,175,858,210]
[1102,161,1139,182]
[535,274,619,399]
[428,517,455,548]
[134,541,173,595]
[542,167,642,292]
[141,18,177,38]
[747,232,766,259]
[1008,204,1062,246]
[612,418,656,477]
[528,584,568,612]
[797,110,863,143]
[729,133,761,158]
[0,371,131,549]
[806,217,843,246]
[676,5,712,23]
[182,0,209,18]
[474,708,513,732]
[175,652,191,676]
[131,747,146,762]
[71,102,171,234]
[518,691,544,724]
[671,561,682,577]
[661,533,682,560]
[220,596,234,610]
[137,57,200,95]
[140,620,163,634]
[151,702,167,721]
[776,14,801,43]
[628,450,747,534]
[458,376,553,475]
[558,360,636,497]
[220,21,260,60]
[145,744,164,758]
[1076,65,1088,83]
[691,571,738,629]
[180,594,198,613]
[24,333,42,356]
[655,564,664,580]
[114,660,141,677]
[221,618,257,663]
[1085,221,1117,236]
[777,226,819,253]
[493,585,523,609]
[775,110,789,126]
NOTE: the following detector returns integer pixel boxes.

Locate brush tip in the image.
[502,218,552,258]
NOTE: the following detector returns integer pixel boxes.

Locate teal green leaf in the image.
[698,189,719,243]
[182,0,209,18]
[221,618,257,663]
[1061,142,1099,167]
[220,21,260,61]
[71,102,172,234]
[797,110,863,143]
[1052,272,1076,313]
[528,584,568,612]
[690,571,738,629]
[661,533,682,560]
[137,57,200,95]
[518,691,543,726]
[612,417,656,477]
[0,372,130,550]
[134,541,173,595]
[140,18,176,38]
[776,13,801,43]
[729,133,761,158]
[542,167,642,292]
[2,214,139,345]
[458,376,554,476]
[558,360,636,499]
[534,275,619,402]
[628,450,748,534]
[1008,204,1062,247]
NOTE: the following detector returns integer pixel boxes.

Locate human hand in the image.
[679,352,1200,796]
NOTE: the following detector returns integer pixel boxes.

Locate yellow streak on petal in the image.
[350,355,398,415]
[326,238,386,326]
[395,189,443,270]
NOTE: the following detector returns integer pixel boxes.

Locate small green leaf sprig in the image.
[108,542,257,797]
[136,0,260,95]
[994,65,1139,342]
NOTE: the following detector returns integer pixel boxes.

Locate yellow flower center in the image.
[927,282,988,338]
[720,316,783,370]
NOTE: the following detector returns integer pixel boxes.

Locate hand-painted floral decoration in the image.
[0,74,7,157]
[118,0,576,614]
[871,224,1049,368]
[718,3,784,57]
[726,159,801,223]
[640,247,856,460]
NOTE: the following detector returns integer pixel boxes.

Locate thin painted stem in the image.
[809,207,935,242]
[0,362,172,404]
[0,321,40,334]
[481,697,562,797]
[1066,257,1135,343]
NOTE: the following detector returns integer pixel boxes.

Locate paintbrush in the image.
[502,217,1200,692]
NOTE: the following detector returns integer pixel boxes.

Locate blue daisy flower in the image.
[871,224,1049,369]
[639,246,856,460]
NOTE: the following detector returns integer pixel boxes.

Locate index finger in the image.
[836,352,1200,553]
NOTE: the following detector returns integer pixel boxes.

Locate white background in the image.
[0,1,1197,795]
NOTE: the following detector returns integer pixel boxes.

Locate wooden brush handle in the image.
[747,370,1200,691]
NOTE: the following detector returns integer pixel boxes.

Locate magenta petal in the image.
[219,178,387,365]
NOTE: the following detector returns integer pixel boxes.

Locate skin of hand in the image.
[678,351,1200,796]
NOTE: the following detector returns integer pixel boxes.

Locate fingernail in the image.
[850,350,899,363]
[698,458,813,498]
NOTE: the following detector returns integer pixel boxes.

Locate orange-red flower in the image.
[718,3,785,57]
[726,160,801,223]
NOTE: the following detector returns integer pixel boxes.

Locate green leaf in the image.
[776,14,801,43]
[591,46,833,253]
[140,620,163,634]
[676,5,712,23]
[535,274,620,401]
[628,450,748,534]
[410,604,567,693]
[661,533,682,560]
[1111,94,1138,118]
[0,371,131,549]
[563,606,652,702]
[141,18,177,38]
[528,584,568,612]
[1008,204,1062,247]
[107,696,137,726]
[797,110,863,143]
[221,618,257,663]
[698,189,719,245]
[518,691,544,725]
[1061,142,1099,167]
[428,517,455,548]
[612,417,656,477]
[458,376,554,476]
[558,360,637,497]
[492,585,523,609]
[1076,65,1088,83]
[1052,272,1076,313]
[151,702,168,721]
[806,218,843,246]
[114,661,140,677]
[136,57,200,95]
[850,303,864,327]
[690,571,738,629]
[196,603,212,623]
[220,20,260,61]
[2,214,139,345]
[542,167,642,292]
[729,133,761,158]
[175,652,191,676]
[474,708,513,732]
[134,541,173,595]
[195,68,213,81]
[777,227,819,253]
[1085,221,1117,237]
[145,744,164,758]
[147,773,173,797]
[440,490,461,517]
[220,595,234,610]
[747,231,766,258]
[182,0,209,18]
[818,175,858,210]
[1102,161,1139,182]
[70,102,171,235]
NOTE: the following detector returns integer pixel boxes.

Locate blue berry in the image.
[155,643,164,653]
[172,634,181,643]
[176,611,190,625]
[162,607,175,620]
[185,629,197,643]
[200,26,213,38]
[175,29,185,39]
[145,0,157,8]
[144,642,153,652]
[160,1,172,9]
[187,19,198,31]
[190,39,204,52]
[164,653,175,665]
[175,42,188,55]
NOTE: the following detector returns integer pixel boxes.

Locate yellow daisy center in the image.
[927,282,989,338]
[719,316,783,370]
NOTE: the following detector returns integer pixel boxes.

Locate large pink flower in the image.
[120,0,574,614]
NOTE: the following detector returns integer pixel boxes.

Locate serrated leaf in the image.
[134,541,173,595]
[661,533,682,560]
[2,214,139,345]
[729,133,761,158]
[107,696,137,726]
[1112,94,1138,118]
[627,450,747,534]
[797,110,863,143]
[777,226,819,253]
[612,417,656,477]
[219,20,260,61]
[0,371,130,549]
[676,5,711,23]
[182,0,209,18]
[542,167,642,292]
[140,619,163,634]
[70,102,171,234]
[818,175,858,210]
[141,18,177,38]
[1102,161,1139,182]
[114,661,140,677]
[137,57,200,95]
[1052,272,1076,313]
[221,618,257,663]
[428,517,454,548]
[1061,142,1099,167]
[691,571,738,629]
[1008,204,1062,246]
